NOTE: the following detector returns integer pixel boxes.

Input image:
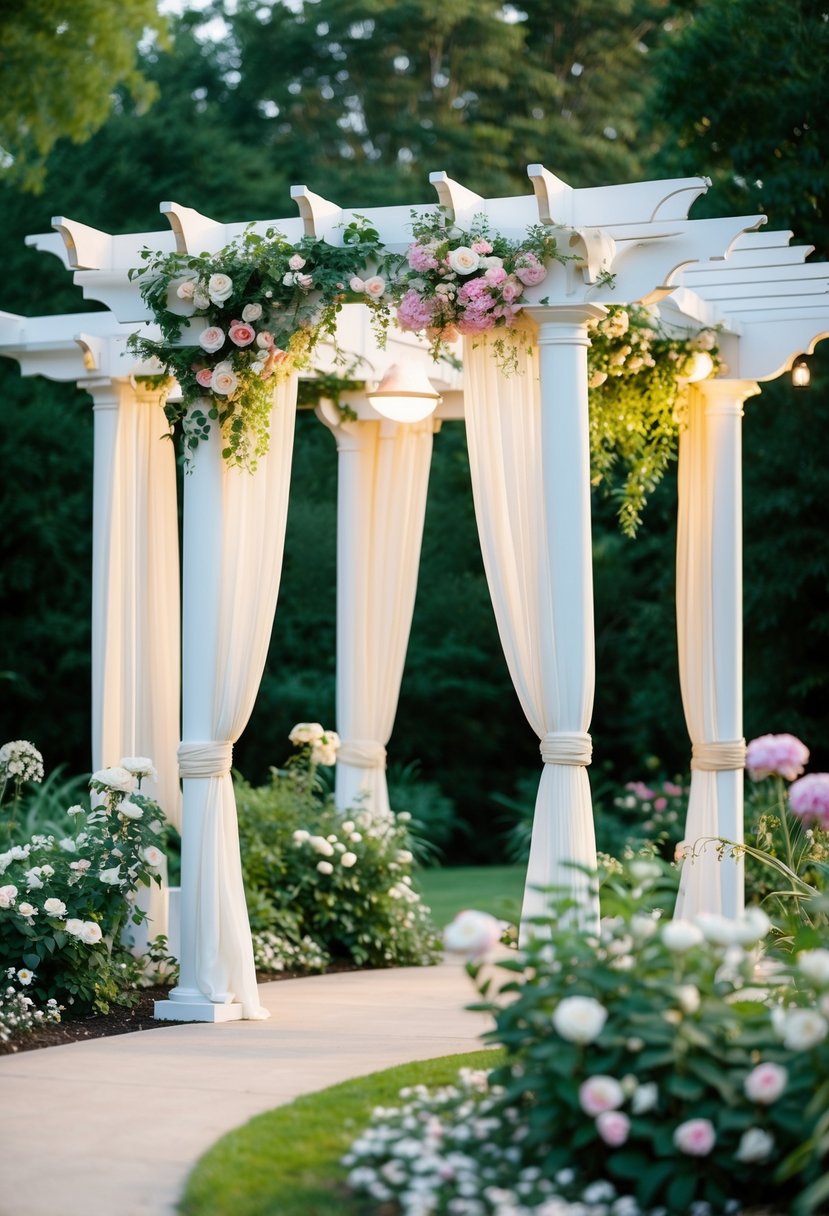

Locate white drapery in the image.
[330,416,436,823]
[91,380,181,825]
[675,381,752,920]
[464,321,598,927]
[171,377,297,1019]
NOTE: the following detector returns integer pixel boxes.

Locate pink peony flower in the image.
[596,1111,630,1147]
[471,239,493,254]
[229,322,256,348]
[195,368,214,389]
[744,1062,788,1105]
[579,1075,624,1116]
[746,733,809,781]
[664,781,683,796]
[514,253,548,287]
[673,1118,716,1156]
[500,277,523,303]
[484,265,508,287]
[789,773,829,829]
[654,796,668,810]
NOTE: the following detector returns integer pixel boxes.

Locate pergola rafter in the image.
[3,165,829,1021]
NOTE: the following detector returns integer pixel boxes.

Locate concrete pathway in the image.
[0,959,492,1216]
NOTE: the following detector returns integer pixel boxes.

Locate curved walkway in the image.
[0,959,492,1216]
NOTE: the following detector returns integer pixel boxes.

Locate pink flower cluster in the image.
[746,733,810,781]
[789,773,829,829]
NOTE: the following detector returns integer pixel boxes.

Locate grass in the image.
[178,1048,503,1216]
[416,863,525,927]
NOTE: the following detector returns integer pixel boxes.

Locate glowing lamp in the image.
[368,362,442,423]
[792,356,810,388]
[684,351,715,383]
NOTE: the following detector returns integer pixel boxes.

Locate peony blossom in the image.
[44,898,67,917]
[211,362,239,397]
[578,1075,624,1116]
[780,1007,829,1051]
[677,984,701,1014]
[797,948,829,987]
[736,1127,774,1163]
[789,773,829,829]
[745,733,809,781]
[552,995,608,1044]
[447,246,481,275]
[733,906,772,946]
[595,1111,630,1147]
[744,1062,787,1104]
[695,912,742,947]
[288,253,306,271]
[90,766,135,792]
[514,253,548,286]
[207,272,233,304]
[661,920,704,952]
[444,909,502,959]
[673,1118,716,1156]
[198,326,226,354]
[229,322,257,348]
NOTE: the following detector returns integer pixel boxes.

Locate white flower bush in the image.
[0,746,169,1016]
[0,967,61,1047]
[344,863,829,1215]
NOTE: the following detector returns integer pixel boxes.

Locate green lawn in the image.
[179,1049,503,1216]
[416,863,525,927]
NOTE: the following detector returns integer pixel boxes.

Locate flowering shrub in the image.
[236,734,441,971]
[0,752,168,1014]
[345,866,829,1215]
[588,305,722,535]
[0,967,61,1046]
[129,218,387,469]
[390,210,567,366]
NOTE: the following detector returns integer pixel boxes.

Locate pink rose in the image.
[746,734,809,782]
[198,326,225,354]
[500,277,523,303]
[471,239,493,254]
[744,1062,788,1104]
[256,331,275,349]
[195,368,214,388]
[515,257,548,287]
[673,1118,716,1156]
[484,265,508,286]
[654,796,668,811]
[579,1075,624,1116]
[363,275,386,298]
[288,253,306,271]
[596,1111,630,1147]
[229,322,256,348]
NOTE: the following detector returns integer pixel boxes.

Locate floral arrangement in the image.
[236,728,441,972]
[344,864,829,1215]
[0,750,169,1014]
[587,306,722,535]
[128,218,388,469]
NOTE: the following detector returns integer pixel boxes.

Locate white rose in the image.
[288,254,306,270]
[363,275,386,298]
[781,1008,829,1051]
[289,722,324,745]
[207,272,233,303]
[193,288,210,310]
[17,901,36,918]
[444,909,502,959]
[211,362,239,397]
[25,869,43,890]
[310,836,335,857]
[798,948,829,987]
[16,968,34,986]
[694,912,743,947]
[552,995,608,1044]
[628,859,662,883]
[197,326,226,355]
[44,898,67,917]
[242,302,263,322]
[631,913,659,941]
[341,852,357,868]
[317,860,334,875]
[744,1061,788,1104]
[91,766,136,792]
[478,256,504,270]
[631,1082,658,1115]
[119,798,144,820]
[65,918,84,937]
[120,756,155,778]
[733,906,772,946]
[80,921,103,945]
[661,920,704,952]
[447,246,480,275]
[0,883,18,907]
[143,846,165,869]
[349,276,366,292]
[735,1127,774,1163]
[99,866,122,885]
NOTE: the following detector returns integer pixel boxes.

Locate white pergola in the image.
[2,167,828,1022]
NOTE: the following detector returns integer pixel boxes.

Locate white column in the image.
[675,379,758,920]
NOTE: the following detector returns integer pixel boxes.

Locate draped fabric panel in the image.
[675,384,747,920]
[464,329,597,927]
[332,417,435,823]
[177,378,297,1018]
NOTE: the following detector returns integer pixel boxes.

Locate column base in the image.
[154,998,243,1023]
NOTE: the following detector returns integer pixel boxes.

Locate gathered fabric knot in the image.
[691,739,747,772]
[540,731,592,767]
[337,739,387,770]
[178,741,234,779]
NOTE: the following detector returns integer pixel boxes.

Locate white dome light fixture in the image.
[368,361,442,423]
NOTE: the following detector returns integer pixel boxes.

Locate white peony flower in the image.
[44,898,67,917]
[447,246,481,275]
[119,798,144,820]
[444,909,502,959]
[780,1007,829,1051]
[695,912,743,946]
[733,906,772,946]
[207,272,233,303]
[661,920,704,952]
[551,995,608,1044]
[797,948,829,987]
[735,1127,774,1163]
[90,766,135,793]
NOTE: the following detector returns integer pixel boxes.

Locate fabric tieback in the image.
[691,739,747,771]
[337,739,387,769]
[178,741,234,779]
[540,731,593,767]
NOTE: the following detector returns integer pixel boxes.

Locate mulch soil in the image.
[1,964,362,1056]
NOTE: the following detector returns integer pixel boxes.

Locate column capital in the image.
[695,378,760,416]
[83,376,130,411]
[523,303,608,347]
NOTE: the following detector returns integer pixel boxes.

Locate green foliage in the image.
[235,758,441,969]
[0,0,168,191]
